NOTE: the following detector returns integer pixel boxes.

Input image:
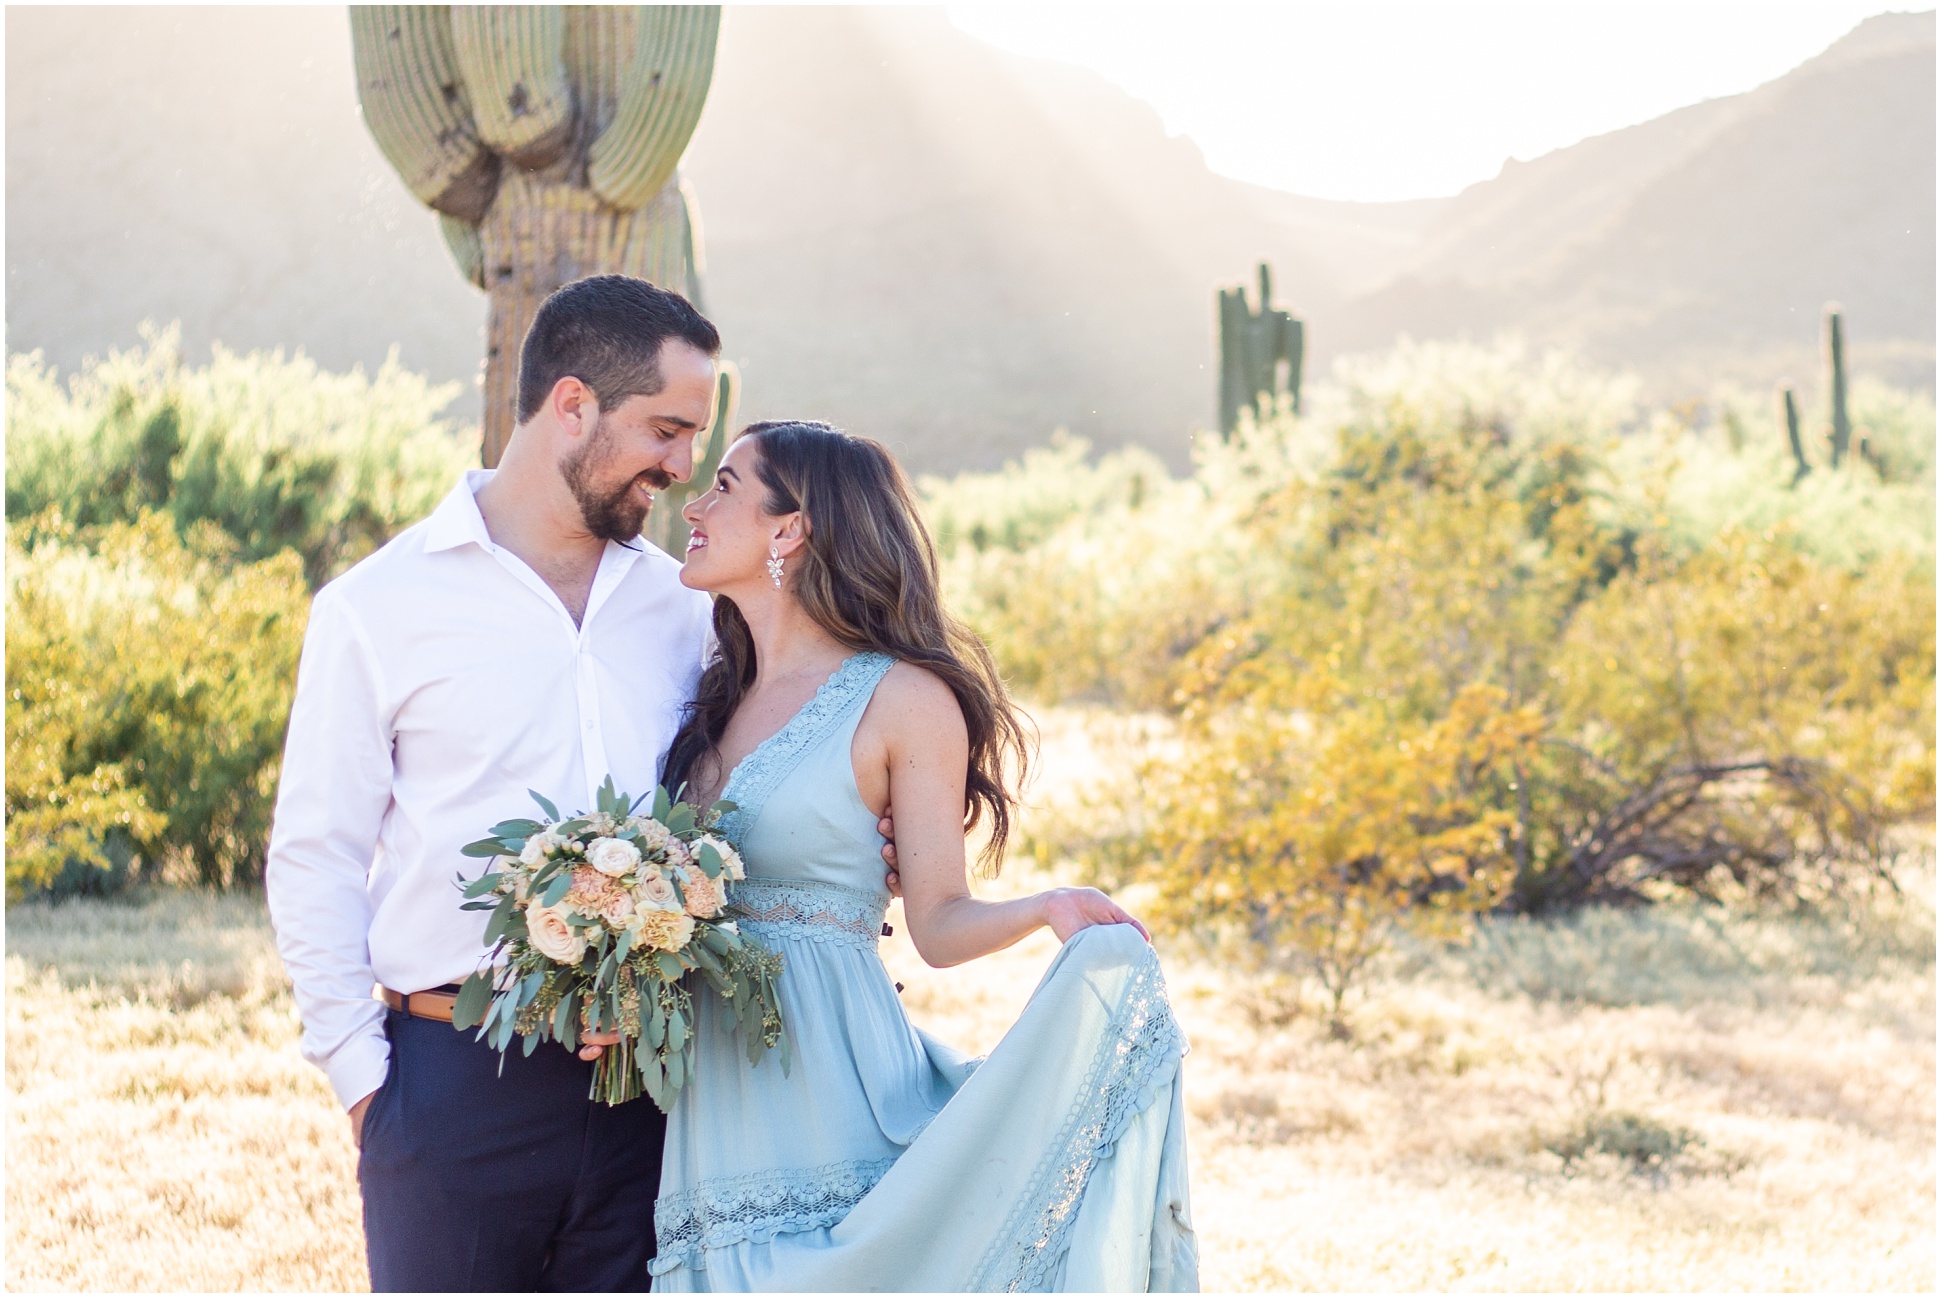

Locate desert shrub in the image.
[6,513,310,898]
[6,324,473,588]
[946,341,1934,1010]
[5,335,475,899]
[924,433,1253,705]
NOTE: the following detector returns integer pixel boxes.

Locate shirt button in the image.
[584,719,595,730]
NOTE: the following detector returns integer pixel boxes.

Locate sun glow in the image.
[946,2,1908,200]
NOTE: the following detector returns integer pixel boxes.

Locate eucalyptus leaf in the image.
[656,953,685,981]
[667,1006,688,1053]
[452,973,494,1030]
[529,789,561,822]
[541,872,572,908]
[483,896,518,946]
[461,837,508,858]
[461,871,504,899]
[696,842,723,879]
[490,818,545,839]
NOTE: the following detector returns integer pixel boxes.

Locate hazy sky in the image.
[945,2,1908,201]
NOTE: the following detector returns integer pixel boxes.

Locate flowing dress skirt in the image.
[651,917,1197,1293]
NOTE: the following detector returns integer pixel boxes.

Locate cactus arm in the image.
[439,215,487,290]
[448,6,576,169]
[1284,315,1305,416]
[349,6,500,222]
[1780,385,1811,483]
[1218,287,1247,436]
[587,6,721,211]
[1825,305,1851,469]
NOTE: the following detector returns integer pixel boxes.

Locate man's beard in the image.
[560,424,674,542]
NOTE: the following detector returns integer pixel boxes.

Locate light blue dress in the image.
[651,652,1198,1293]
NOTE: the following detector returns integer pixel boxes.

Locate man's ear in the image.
[772,512,809,559]
[550,377,598,439]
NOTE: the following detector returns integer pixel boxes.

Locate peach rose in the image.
[636,874,679,910]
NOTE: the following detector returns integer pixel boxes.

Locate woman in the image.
[651,421,1196,1292]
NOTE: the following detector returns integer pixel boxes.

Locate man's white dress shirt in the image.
[266,470,712,1108]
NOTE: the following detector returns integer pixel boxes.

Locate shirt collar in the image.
[421,469,653,585]
[423,468,497,555]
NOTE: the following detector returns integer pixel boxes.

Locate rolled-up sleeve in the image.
[266,585,395,1110]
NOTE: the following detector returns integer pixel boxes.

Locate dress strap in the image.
[718,652,896,846]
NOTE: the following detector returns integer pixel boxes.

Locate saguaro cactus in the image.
[1777,384,1810,483]
[1823,304,1852,469]
[1218,262,1304,437]
[351,6,721,465]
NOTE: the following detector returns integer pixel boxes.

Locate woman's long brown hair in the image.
[663,421,1032,870]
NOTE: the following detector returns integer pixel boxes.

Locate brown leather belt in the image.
[377,984,460,1023]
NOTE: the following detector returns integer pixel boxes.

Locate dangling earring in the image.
[767,546,785,589]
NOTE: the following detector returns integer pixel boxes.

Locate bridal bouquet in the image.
[453,777,787,1110]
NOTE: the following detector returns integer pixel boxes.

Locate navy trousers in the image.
[358,1008,667,1292]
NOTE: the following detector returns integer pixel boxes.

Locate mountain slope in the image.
[1328,11,1935,393]
[5,6,1931,473]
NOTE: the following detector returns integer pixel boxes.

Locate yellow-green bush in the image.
[933,341,1935,995]
[6,514,310,897]
[6,325,473,588]
[5,335,469,898]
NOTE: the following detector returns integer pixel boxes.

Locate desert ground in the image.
[5,714,1933,1292]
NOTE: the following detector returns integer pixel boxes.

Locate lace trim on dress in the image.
[716,652,897,849]
[649,1156,899,1276]
[964,946,1188,1293]
[729,876,889,952]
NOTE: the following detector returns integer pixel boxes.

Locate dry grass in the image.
[6,892,364,1291]
[5,715,1933,1291]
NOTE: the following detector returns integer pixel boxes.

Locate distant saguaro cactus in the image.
[1777,384,1811,483]
[1823,304,1852,469]
[350,6,721,465]
[1217,262,1304,437]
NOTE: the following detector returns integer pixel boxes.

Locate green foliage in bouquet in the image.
[452,778,785,1110]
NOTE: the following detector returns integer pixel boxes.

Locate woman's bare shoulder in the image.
[872,660,967,742]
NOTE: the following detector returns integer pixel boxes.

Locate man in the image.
[267,275,722,1290]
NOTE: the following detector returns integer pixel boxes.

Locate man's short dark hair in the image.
[515,275,721,424]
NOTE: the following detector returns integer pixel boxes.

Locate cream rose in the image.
[679,865,726,919]
[636,873,679,910]
[525,904,587,964]
[518,831,561,866]
[634,906,696,953]
[586,836,642,878]
[695,835,746,882]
